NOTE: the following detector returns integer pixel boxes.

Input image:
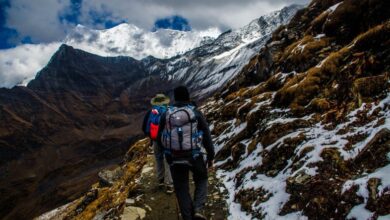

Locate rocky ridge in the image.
[146,4,303,99]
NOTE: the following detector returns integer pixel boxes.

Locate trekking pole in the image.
[175,196,180,220]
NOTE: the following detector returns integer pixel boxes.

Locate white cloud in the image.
[0,43,61,87]
[4,0,309,43]
[5,0,72,42]
[76,0,305,30]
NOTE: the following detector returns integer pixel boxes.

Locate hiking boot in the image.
[165,184,174,194]
[194,209,207,220]
[158,179,165,189]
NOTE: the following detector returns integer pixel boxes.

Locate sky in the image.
[0,0,309,49]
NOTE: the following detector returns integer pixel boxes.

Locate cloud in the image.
[0,43,61,87]
[2,0,309,44]
[75,0,310,30]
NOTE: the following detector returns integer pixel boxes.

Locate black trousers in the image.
[169,156,208,220]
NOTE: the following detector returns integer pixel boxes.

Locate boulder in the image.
[98,166,124,187]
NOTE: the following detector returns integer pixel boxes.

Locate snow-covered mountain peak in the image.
[64,23,221,60]
[149,4,303,98]
[237,4,303,43]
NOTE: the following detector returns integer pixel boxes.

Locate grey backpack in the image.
[161,105,203,157]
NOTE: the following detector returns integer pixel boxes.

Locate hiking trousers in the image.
[169,156,208,220]
[153,141,172,185]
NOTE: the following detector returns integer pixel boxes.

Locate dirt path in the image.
[121,147,229,220]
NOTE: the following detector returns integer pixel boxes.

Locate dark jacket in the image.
[142,110,152,136]
[157,102,215,162]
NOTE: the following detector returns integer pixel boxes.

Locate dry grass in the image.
[282,35,330,65]
[354,21,390,50]
[310,98,331,112]
[274,41,351,109]
[310,11,330,33]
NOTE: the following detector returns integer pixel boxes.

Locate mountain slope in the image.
[201,0,390,219]
[149,4,303,99]
[0,45,161,220]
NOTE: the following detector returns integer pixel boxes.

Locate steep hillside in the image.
[202,0,390,219]
[0,45,164,220]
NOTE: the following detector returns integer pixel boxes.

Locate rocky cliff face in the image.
[202,0,390,219]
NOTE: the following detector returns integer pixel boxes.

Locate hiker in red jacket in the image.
[158,86,215,220]
[142,94,173,193]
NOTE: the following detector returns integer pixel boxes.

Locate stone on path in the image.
[121,206,146,220]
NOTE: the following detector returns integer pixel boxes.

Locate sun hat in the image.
[150,94,170,106]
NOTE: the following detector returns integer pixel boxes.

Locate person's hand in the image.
[207,160,214,172]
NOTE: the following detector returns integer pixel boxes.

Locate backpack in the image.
[161,105,203,158]
[146,105,167,140]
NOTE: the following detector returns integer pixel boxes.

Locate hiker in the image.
[158,86,215,220]
[142,94,173,193]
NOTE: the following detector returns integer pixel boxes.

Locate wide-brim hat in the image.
[150,94,170,106]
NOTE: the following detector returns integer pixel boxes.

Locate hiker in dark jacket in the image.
[157,86,215,220]
[142,94,173,193]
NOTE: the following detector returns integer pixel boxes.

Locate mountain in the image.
[0,23,220,88]
[146,4,303,99]
[0,45,154,219]
[200,0,390,219]
[64,23,221,60]
[0,6,302,219]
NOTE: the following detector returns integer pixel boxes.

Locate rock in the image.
[126,198,135,206]
[98,166,124,187]
[121,206,146,220]
[75,189,98,214]
[366,178,381,211]
[144,205,152,211]
[354,128,390,165]
[231,143,246,164]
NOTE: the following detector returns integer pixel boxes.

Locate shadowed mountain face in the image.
[0,45,178,219]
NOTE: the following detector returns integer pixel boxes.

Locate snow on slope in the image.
[0,24,220,88]
[154,4,303,98]
[202,87,390,219]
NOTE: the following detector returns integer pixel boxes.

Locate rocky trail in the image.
[121,144,229,220]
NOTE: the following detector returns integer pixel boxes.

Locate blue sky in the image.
[0,0,309,49]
